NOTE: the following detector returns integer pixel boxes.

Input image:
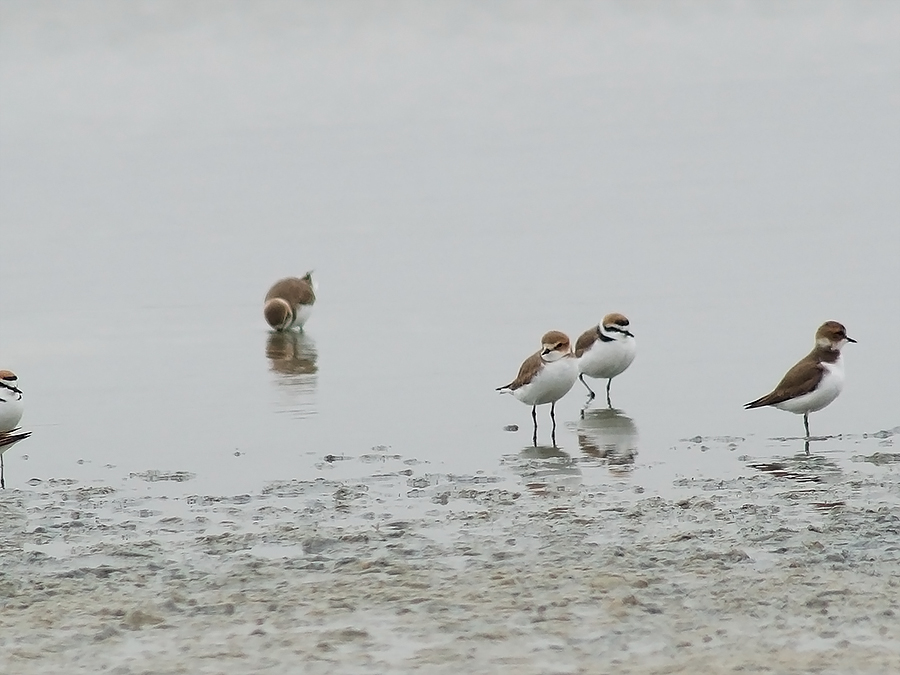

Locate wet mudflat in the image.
[3,429,900,674]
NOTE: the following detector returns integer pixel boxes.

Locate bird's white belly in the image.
[578,338,636,379]
[775,363,844,414]
[0,398,24,433]
[290,304,314,329]
[514,357,579,406]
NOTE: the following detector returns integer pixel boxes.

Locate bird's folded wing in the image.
[266,277,316,306]
[498,351,542,391]
[745,358,823,408]
[0,428,31,449]
[574,328,598,359]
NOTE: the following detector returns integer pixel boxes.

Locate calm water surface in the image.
[1,1,899,496]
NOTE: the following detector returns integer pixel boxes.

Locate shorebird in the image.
[497,331,579,446]
[0,370,31,489]
[745,321,856,440]
[575,313,636,408]
[264,272,316,331]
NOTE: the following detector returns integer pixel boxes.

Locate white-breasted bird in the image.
[264,272,316,331]
[0,370,31,489]
[745,321,856,440]
[575,313,636,408]
[497,331,579,446]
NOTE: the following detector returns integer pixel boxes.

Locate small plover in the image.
[575,313,636,408]
[0,370,31,489]
[745,321,856,440]
[497,331,579,446]
[264,272,316,331]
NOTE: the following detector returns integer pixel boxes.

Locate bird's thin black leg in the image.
[532,405,538,447]
[579,374,595,400]
[606,379,613,408]
[551,402,557,447]
[1,454,4,490]
[580,375,595,418]
[803,413,810,439]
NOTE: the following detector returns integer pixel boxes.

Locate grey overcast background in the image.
[1,1,899,494]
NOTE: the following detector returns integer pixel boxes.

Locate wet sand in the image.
[3,431,900,674]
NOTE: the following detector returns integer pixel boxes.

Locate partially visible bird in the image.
[0,369,31,489]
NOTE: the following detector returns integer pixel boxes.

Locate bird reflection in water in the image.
[577,408,638,474]
[265,331,318,417]
[746,446,842,485]
[512,444,582,495]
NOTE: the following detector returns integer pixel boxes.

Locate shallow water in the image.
[1,2,900,671]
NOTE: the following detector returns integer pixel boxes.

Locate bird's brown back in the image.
[265,276,315,307]
[574,327,599,358]
[744,347,836,408]
[498,351,544,391]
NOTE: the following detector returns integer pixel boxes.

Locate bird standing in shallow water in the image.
[575,313,636,409]
[497,331,579,447]
[745,321,856,444]
[0,370,31,489]
[264,272,316,331]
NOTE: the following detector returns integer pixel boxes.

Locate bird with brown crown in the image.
[264,272,316,331]
[497,331,579,446]
[574,313,636,409]
[745,321,856,443]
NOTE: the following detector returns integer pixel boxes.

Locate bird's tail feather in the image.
[0,428,31,450]
[744,394,775,409]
